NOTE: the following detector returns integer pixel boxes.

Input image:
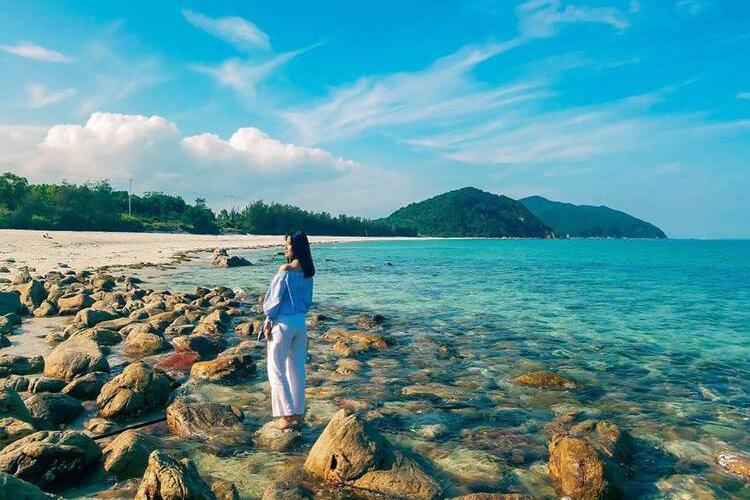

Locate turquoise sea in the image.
[128,238,750,498]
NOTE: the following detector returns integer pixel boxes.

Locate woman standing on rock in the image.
[261,231,314,429]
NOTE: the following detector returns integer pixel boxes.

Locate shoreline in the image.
[0,229,419,276]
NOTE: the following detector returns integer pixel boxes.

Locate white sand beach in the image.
[0,230,404,275]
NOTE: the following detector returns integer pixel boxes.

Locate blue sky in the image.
[0,0,748,238]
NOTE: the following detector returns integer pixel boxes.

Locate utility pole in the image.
[128,178,132,217]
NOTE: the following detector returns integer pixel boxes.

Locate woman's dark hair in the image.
[286,231,315,278]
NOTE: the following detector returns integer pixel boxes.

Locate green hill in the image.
[381,187,554,238]
[520,195,666,238]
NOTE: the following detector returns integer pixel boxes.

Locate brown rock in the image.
[24,392,83,428]
[62,371,109,400]
[190,353,256,384]
[96,362,174,418]
[74,308,119,327]
[20,280,47,310]
[44,336,109,381]
[211,481,240,500]
[0,388,32,424]
[0,471,62,500]
[57,294,95,315]
[123,331,171,357]
[166,399,244,439]
[0,417,35,448]
[234,319,262,337]
[173,334,227,359]
[548,420,634,500]
[0,354,44,377]
[255,419,301,451]
[135,450,216,500]
[304,409,441,499]
[0,430,101,489]
[514,371,579,391]
[32,301,57,318]
[102,430,159,479]
[260,480,311,500]
[717,451,750,479]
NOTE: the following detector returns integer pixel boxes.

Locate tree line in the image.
[0,173,415,236]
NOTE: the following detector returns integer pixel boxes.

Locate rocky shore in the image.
[0,246,748,499]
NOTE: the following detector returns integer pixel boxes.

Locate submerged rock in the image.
[717,451,750,479]
[548,419,634,500]
[102,429,159,479]
[255,419,301,451]
[261,479,311,500]
[0,430,100,489]
[166,399,244,439]
[44,337,109,381]
[323,328,389,357]
[304,409,441,499]
[514,371,579,391]
[447,495,533,500]
[211,480,240,500]
[135,450,215,500]
[97,362,175,418]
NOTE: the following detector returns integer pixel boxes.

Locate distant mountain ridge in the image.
[520,195,666,239]
[381,187,553,238]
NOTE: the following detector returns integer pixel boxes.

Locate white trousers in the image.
[266,313,307,417]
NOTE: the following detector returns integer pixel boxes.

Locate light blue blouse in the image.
[262,270,314,322]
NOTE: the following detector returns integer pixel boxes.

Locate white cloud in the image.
[26,84,77,108]
[182,127,356,173]
[0,112,362,207]
[182,9,270,51]
[516,0,630,38]
[0,42,72,63]
[283,40,546,144]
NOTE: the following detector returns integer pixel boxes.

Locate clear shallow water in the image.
[128,239,750,498]
[6,239,736,498]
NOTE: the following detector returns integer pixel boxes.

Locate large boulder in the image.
[190,352,256,384]
[57,294,95,316]
[304,409,441,499]
[135,450,216,500]
[212,254,252,268]
[44,337,109,381]
[24,393,83,428]
[0,355,44,377]
[61,371,109,400]
[166,399,244,440]
[0,430,100,489]
[97,362,175,418]
[0,292,23,315]
[0,472,62,500]
[514,371,579,391]
[102,430,159,479]
[20,280,47,310]
[548,420,634,500]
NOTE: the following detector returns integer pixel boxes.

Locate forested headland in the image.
[0,173,415,236]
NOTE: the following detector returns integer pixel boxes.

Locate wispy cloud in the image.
[738,92,750,100]
[675,0,704,16]
[191,42,322,102]
[0,42,72,63]
[283,39,546,144]
[182,9,270,51]
[77,41,166,115]
[516,0,630,39]
[26,84,76,108]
